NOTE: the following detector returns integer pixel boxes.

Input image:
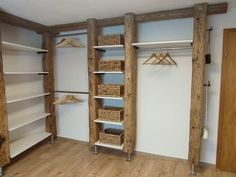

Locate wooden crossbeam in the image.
[0,11,48,33]
[49,3,227,33]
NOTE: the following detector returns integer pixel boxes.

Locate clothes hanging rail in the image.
[54,90,89,94]
[135,46,192,51]
[56,32,88,38]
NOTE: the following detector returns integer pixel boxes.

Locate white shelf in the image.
[94,96,124,100]
[132,40,192,49]
[4,71,48,75]
[94,119,124,126]
[95,141,124,150]
[93,45,124,50]
[2,41,48,53]
[10,131,51,158]
[8,112,51,131]
[7,92,50,104]
[93,71,124,74]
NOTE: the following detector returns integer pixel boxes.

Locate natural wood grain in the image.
[0,31,10,167]
[87,18,102,147]
[0,11,48,33]
[4,139,236,177]
[188,3,208,165]
[49,3,227,33]
[42,33,57,138]
[217,29,236,173]
[124,13,137,154]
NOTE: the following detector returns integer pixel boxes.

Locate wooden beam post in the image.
[189,3,208,166]
[0,31,10,167]
[124,13,137,155]
[42,33,57,139]
[87,18,101,147]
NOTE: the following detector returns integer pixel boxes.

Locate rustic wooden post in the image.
[0,31,10,173]
[42,33,57,140]
[87,18,101,151]
[188,3,208,174]
[124,13,137,160]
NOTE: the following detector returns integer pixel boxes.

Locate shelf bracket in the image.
[37,51,48,54]
[94,48,106,52]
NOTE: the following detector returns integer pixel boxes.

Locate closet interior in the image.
[0,2,229,176]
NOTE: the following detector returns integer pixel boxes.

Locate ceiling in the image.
[0,0,234,26]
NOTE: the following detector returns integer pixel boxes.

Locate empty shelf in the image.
[4,71,48,75]
[95,141,124,150]
[94,119,124,126]
[94,96,124,100]
[93,45,124,50]
[2,41,48,53]
[93,71,124,74]
[8,112,51,131]
[132,40,192,49]
[7,92,50,104]
[10,131,51,158]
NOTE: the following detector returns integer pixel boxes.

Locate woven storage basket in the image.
[98,106,124,122]
[98,34,124,46]
[98,60,124,71]
[100,128,124,145]
[98,84,124,97]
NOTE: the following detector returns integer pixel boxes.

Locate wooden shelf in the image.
[10,131,51,158]
[8,112,51,131]
[93,71,124,74]
[2,41,48,53]
[4,71,48,75]
[7,92,50,104]
[94,96,124,100]
[132,40,192,50]
[93,45,124,51]
[94,118,124,126]
[95,141,124,150]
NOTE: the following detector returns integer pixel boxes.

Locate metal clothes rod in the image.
[56,32,88,37]
[136,47,192,51]
[54,90,89,94]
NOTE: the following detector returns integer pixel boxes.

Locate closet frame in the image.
[0,2,228,175]
[0,29,56,175]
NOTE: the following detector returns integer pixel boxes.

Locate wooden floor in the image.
[4,139,236,177]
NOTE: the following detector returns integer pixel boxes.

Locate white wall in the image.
[2,0,236,165]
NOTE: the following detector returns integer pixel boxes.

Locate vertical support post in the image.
[87,18,101,147]
[42,33,57,139]
[0,31,10,168]
[124,13,137,156]
[189,3,208,170]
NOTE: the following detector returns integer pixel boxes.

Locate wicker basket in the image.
[100,128,124,145]
[98,60,124,71]
[98,84,124,97]
[98,106,124,122]
[98,34,124,46]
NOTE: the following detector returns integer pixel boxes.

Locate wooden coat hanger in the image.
[56,38,84,48]
[53,95,83,105]
[156,52,177,65]
[143,53,159,64]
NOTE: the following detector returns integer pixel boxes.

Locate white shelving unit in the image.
[2,41,48,53]
[8,112,51,131]
[9,132,52,158]
[93,45,124,50]
[94,96,124,100]
[132,40,192,50]
[94,118,123,126]
[93,71,124,74]
[94,140,124,150]
[4,71,49,75]
[6,92,50,104]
